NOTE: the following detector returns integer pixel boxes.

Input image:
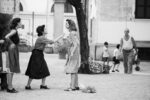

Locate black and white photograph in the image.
[0,0,150,100]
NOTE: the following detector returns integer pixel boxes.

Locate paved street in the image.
[0,53,150,100]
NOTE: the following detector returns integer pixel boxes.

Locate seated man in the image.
[0,40,8,90]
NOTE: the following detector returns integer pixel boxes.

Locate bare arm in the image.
[120,38,123,50]
[131,37,137,49]
[41,37,54,44]
[0,40,4,44]
[5,30,16,39]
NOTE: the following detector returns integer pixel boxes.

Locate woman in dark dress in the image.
[25,25,53,90]
[5,18,22,93]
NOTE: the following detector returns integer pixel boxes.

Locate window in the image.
[19,3,23,11]
[51,3,73,13]
[135,0,150,19]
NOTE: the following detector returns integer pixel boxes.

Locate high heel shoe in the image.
[75,87,80,90]
[25,86,32,90]
[40,85,49,89]
[7,88,18,93]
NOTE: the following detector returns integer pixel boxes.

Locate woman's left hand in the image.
[70,52,73,56]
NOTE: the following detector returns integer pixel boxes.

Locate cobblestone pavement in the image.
[0,53,150,100]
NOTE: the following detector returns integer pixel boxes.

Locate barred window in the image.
[135,0,150,19]
[19,3,23,11]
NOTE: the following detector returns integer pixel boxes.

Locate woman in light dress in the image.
[64,19,80,91]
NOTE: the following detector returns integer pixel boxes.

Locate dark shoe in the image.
[1,87,7,90]
[116,69,119,72]
[7,88,18,93]
[25,86,32,90]
[75,87,80,90]
[40,85,49,89]
[112,70,115,72]
[64,88,76,91]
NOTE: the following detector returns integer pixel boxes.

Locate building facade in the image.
[89,0,150,60]
[14,0,77,46]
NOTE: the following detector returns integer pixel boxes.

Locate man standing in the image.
[120,28,137,74]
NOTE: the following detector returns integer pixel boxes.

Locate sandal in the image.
[64,88,76,91]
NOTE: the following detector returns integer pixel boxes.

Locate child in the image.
[112,44,121,72]
[25,25,54,90]
[102,42,110,74]
[102,42,110,66]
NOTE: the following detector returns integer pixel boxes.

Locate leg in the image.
[41,78,46,86]
[26,77,32,87]
[123,51,128,74]
[103,61,105,66]
[128,51,134,74]
[106,58,109,66]
[7,73,13,90]
[40,77,49,89]
[25,77,32,90]
[64,74,76,91]
[0,73,8,90]
[70,74,76,89]
[7,73,18,93]
[74,73,79,88]
[112,64,116,72]
[115,64,120,72]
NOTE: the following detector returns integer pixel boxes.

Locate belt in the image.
[123,49,133,52]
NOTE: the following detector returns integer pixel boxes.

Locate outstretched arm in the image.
[41,37,54,44]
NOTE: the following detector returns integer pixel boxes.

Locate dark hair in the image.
[104,41,108,45]
[66,19,77,31]
[36,25,45,36]
[116,44,120,49]
[10,18,21,29]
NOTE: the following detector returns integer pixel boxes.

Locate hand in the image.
[50,40,54,44]
[70,52,73,56]
[0,40,4,43]
[0,67,2,72]
[5,35,9,39]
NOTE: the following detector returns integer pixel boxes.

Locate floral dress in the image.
[65,31,80,74]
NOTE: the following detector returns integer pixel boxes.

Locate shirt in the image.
[103,46,109,57]
[113,48,120,59]
[122,36,133,50]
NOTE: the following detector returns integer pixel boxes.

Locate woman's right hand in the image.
[0,40,4,44]
[49,40,54,44]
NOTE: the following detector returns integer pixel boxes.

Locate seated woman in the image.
[0,39,8,90]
